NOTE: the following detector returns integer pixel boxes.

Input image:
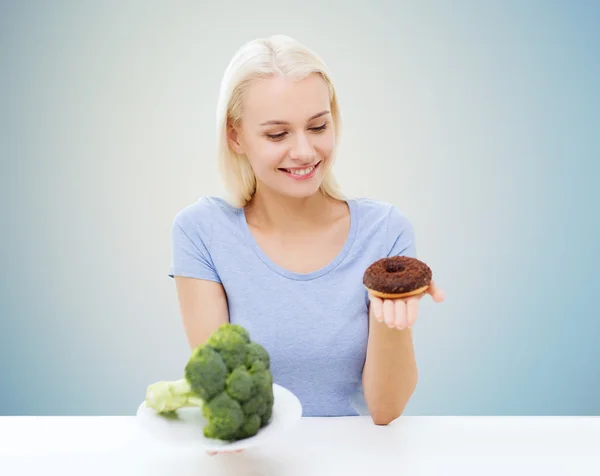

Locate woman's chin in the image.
[281,185,322,200]
[272,179,323,200]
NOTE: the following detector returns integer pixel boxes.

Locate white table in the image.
[0,416,598,475]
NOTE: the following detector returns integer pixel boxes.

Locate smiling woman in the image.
[217,40,345,209]
[168,34,444,429]
[227,73,334,197]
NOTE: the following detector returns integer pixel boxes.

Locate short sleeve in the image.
[168,209,222,283]
[385,205,417,258]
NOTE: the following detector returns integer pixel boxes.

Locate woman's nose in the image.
[289,133,316,162]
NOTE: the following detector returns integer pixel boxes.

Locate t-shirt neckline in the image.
[238,199,358,281]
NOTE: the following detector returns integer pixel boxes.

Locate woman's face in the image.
[228,73,336,200]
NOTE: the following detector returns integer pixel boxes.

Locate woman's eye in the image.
[310,123,328,132]
[266,123,328,140]
[266,132,287,140]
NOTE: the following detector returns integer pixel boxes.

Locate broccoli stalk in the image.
[144,324,274,442]
[145,378,204,413]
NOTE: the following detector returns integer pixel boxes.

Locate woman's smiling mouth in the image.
[278,161,321,180]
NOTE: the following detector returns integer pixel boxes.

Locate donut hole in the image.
[385,262,405,273]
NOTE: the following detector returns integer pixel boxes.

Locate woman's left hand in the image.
[368,280,445,330]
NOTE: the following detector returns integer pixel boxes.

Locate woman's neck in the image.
[244,187,337,234]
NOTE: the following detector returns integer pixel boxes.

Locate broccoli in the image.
[205,324,249,371]
[184,345,228,401]
[201,392,245,440]
[245,342,270,373]
[145,378,203,414]
[226,366,254,401]
[144,323,274,442]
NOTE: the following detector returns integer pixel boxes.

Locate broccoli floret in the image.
[245,342,270,372]
[236,414,262,439]
[144,323,275,442]
[207,324,249,371]
[242,392,267,416]
[240,371,274,428]
[184,344,228,401]
[202,393,245,440]
[261,386,274,427]
[226,366,255,402]
[251,368,273,394]
[227,324,251,344]
[261,402,273,427]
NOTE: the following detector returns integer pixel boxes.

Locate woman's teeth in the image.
[283,165,315,176]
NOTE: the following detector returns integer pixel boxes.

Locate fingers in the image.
[383,299,395,327]
[394,299,407,329]
[371,294,410,330]
[406,297,419,328]
[428,280,445,303]
[370,294,404,329]
[370,294,384,322]
[370,284,442,332]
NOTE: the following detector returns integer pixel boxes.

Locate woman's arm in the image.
[174,277,230,349]
[362,281,444,425]
[361,304,419,426]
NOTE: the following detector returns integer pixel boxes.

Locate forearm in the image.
[362,306,418,425]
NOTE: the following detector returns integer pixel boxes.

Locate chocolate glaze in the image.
[363,256,432,294]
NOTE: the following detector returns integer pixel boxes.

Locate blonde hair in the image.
[215,34,346,208]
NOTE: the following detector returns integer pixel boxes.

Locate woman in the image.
[169,34,444,426]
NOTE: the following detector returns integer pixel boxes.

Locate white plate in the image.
[136,383,302,452]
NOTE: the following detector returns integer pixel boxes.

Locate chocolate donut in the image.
[363,256,432,299]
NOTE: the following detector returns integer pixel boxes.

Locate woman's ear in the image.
[227,123,245,155]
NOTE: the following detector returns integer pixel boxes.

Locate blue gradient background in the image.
[1,1,599,416]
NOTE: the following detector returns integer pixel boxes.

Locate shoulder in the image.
[172,196,240,244]
[352,197,416,258]
[353,197,412,230]
[173,196,239,228]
